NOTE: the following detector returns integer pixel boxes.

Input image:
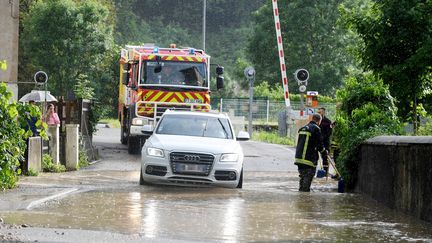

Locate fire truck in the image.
[118,44,224,154]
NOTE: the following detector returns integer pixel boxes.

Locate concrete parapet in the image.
[65,124,79,170]
[47,124,60,164]
[27,137,42,172]
[359,136,432,222]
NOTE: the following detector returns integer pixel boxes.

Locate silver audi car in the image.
[139,110,249,188]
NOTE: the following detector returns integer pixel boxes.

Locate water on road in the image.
[1,127,431,242]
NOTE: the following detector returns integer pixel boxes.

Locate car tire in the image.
[236,169,243,189]
[128,136,141,154]
[139,168,145,185]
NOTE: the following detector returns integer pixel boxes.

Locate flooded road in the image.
[1,128,431,242]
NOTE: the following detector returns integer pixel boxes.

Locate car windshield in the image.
[141,61,207,87]
[156,115,233,139]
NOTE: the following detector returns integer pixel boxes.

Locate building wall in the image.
[0,0,19,100]
[358,136,432,222]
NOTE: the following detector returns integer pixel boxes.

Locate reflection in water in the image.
[127,192,142,232]
[222,198,244,243]
[1,178,432,242]
[142,200,158,238]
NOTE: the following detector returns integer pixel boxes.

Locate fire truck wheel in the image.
[120,125,128,145]
[128,136,141,154]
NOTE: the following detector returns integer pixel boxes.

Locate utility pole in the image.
[244,67,256,137]
[202,0,206,51]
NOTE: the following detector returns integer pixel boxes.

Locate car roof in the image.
[163,110,229,119]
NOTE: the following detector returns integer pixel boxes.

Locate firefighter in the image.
[317,107,332,175]
[295,113,327,192]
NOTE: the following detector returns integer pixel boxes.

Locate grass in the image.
[42,154,66,173]
[99,118,121,128]
[251,130,295,146]
[25,169,39,176]
[77,150,90,170]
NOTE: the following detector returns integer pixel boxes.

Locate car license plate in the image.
[184,98,202,104]
[176,164,204,173]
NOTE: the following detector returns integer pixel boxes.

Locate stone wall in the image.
[358,136,432,222]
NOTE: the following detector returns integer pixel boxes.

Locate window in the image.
[156,115,233,139]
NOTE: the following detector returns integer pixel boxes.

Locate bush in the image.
[0,84,26,189]
[42,154,66,173]
[25,169,39,176]
[334,72,402,190]
[77,150,90,169]
[254,81,336,102]
[418,117,432,135]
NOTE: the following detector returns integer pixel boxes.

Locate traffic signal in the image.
[294,69,309,84]
[34,71,48,85]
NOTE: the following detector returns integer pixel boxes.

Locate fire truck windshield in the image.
[141,61,207,88]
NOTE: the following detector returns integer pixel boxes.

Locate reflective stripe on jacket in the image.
[295,121,325,168]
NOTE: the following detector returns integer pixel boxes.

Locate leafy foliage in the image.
[418,117,432,135]
[25,169,39,176]
[74,74,95,100]
[42,154,66,173]
[0,83,46,189]
[0,84,25,189]
[77,150,89,169]
[339,0,432,124]
[248,0,354,96]
[254,81,335,102]
[21,0,114,96]
[334,72,402,189]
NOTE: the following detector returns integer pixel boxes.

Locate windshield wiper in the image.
[217,118,229,139]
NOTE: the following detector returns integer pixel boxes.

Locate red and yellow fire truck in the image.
[119,44,224,154]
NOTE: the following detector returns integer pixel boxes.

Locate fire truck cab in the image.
[119,44,224,154]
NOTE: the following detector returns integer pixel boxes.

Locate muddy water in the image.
[2,173,431,242]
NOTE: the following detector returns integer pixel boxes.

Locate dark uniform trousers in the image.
[298,164,316,192]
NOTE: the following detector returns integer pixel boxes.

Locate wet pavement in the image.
[1,127,431,242]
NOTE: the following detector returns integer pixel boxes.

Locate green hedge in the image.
[0,83,47,189]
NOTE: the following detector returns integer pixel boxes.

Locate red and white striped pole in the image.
[272,0,291,108]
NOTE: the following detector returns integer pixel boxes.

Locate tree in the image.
[334,71,402,189]
[248,0,353,96]
[21,0,114,96]
[340,0,432,130]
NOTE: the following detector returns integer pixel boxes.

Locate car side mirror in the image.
[141,124,154,135]
[236,131,250,141]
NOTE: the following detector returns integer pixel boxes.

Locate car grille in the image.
[170,152,215,176]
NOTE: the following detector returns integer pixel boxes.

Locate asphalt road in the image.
[1,127,431,242]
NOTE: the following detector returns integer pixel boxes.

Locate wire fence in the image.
[211,98,336,124]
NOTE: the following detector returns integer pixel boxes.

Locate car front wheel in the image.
[236,169,243,189]
[139,168,145,185]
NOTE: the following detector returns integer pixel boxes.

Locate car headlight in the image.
[146,147,164,158]
[132,118,143,126]
[220,153,239,162]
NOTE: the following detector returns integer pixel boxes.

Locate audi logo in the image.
[184,155,200,161]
